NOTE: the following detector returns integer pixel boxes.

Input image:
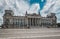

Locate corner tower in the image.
[3,10,14,28]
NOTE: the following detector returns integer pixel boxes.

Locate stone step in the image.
[0,28,60,39]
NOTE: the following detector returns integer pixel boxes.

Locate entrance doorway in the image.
[28,18,39,26]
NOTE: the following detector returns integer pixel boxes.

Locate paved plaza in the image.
[0,28,60,39]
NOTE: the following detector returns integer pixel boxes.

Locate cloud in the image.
[3,0,40,15]
[28,3,40,14]
[0,0,40,16]
[15,0,30,16]
[3,0,29,16]
[40,0,56,16]
[41,0,44,2]
[41,0,60,23]
[0,13,3,25]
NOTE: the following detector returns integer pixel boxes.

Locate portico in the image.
[27,17,41,27]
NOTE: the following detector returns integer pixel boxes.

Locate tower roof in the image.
[5,10,14,15]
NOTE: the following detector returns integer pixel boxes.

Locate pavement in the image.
[0,28,60,39]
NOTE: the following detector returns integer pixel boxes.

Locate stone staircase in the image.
[0,28,60,39]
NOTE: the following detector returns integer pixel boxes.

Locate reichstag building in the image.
[2,10,57,28]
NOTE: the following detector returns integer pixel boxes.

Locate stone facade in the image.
[2,10,57,28]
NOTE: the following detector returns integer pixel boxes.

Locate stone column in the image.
[27,18,28,27]
[30,18,31,26]
[37,18,38,26]
[36,18,38,26]
[32,18,33,26]
[37,18,39,26]
[23,19,24,28]
[30,18,31,27]
[35,19,36,26]
[31,18,32,26]
[14,19,15,28]
[35,19,37,26]
[31,18,33,26]
[29,18,30,26]
[35,18,36,26]
[19,21,20,28]
[38,18,40,26]
[42,20,43,28]
[38,18,39,26]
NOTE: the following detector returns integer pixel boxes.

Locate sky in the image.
[0,0,60,25]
